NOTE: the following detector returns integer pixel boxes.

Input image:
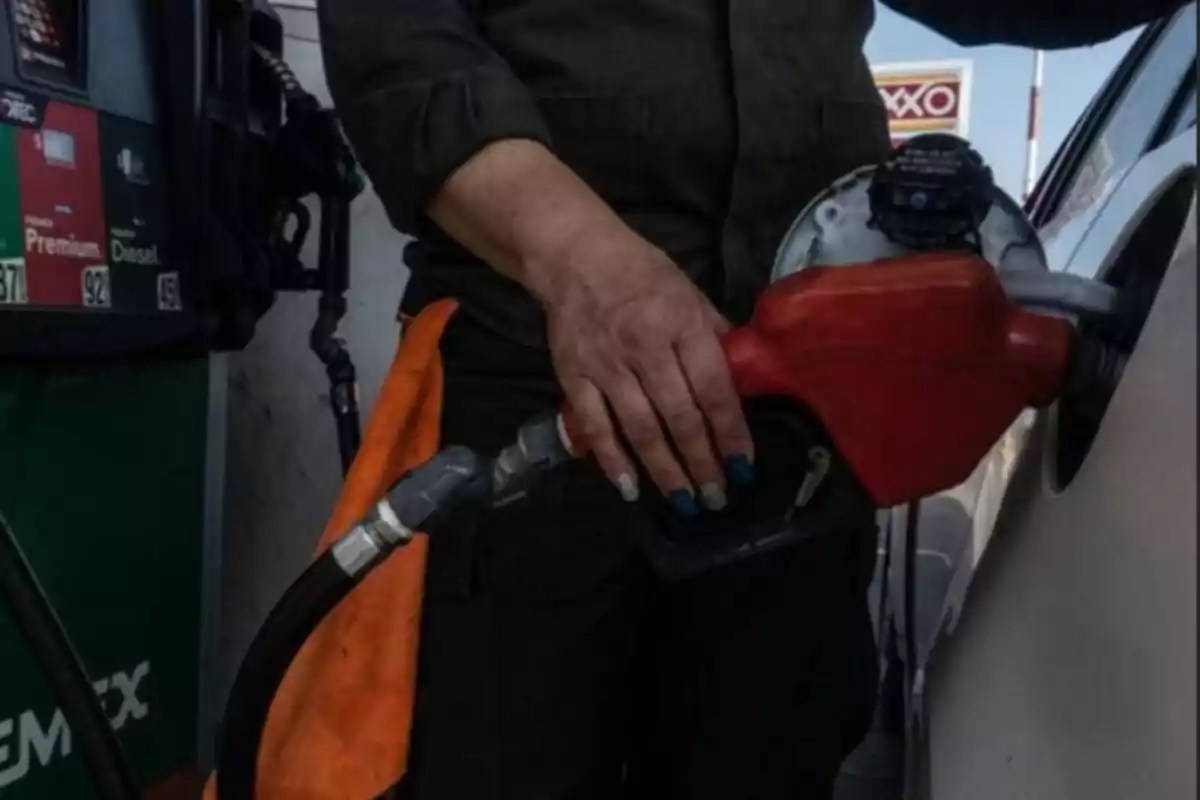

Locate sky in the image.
[865,6,1141,199]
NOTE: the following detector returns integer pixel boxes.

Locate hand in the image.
[540,224,756,514]
[424,139,756,509]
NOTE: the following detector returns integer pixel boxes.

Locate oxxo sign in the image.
[871,60,973,145]
[0,661,150,789]
[879,79,960,123]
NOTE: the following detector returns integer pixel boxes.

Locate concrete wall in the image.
[214,2,412,720]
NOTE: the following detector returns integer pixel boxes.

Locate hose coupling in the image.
[492,413,577,506]
[330,446,487,578]
[330,500,410,578]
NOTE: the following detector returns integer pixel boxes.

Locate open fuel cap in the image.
[867,133,995,251]
[769,133,1119,319]
[772,133,1047,280]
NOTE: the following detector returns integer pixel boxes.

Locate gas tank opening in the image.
[1053,170,1195,490]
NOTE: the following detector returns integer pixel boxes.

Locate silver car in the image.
[851,5,1197,799]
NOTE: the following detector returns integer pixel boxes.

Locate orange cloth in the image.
[204,299,459,800]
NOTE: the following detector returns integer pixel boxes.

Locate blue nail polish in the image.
[667,489,700,518]
[725,454,757,487]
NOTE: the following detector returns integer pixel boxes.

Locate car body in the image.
[876,5,1197,799]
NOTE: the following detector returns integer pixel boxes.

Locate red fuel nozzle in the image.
[723,252,1075,506]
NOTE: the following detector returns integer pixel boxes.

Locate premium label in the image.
[15,97,107,307]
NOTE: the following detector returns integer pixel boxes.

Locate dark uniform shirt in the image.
[318,0,1185,349]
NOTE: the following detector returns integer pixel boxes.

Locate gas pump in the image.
[0,1,363,372]
[0,0,263,358]
[0,1,363,797]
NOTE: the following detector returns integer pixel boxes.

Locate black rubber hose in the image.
[216,552,357,800]
[0,513,141,800]
[215,446,489,800]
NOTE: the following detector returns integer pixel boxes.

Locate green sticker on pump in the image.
[0,123,26,305]
[0,124,23,261]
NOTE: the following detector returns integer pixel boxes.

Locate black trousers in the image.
[398,315,879,799]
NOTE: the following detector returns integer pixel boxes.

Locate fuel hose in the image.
[216,552,357,800]
[216,446,486,800]
[0,512,140,800]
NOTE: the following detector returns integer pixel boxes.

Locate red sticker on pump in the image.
[15,98,108,307]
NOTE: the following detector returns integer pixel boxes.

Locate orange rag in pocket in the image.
[204,298,458,800]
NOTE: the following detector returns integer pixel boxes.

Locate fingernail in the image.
[699,482,727,511]
[614,473,639,502]
[725,454,757,487]
[667,489,700,518]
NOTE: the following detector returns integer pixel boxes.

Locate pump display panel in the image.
[13,0,85,89]
[0,0,198,358]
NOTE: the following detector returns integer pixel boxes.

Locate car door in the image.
[911,5,1196,799]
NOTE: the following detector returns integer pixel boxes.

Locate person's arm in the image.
[318,2,754,511]
[317,0,553,237]
[881,0,1190,48]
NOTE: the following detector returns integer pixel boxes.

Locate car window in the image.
[1039,5,1196,237]
[1025,28,1157,222]
[1165,74,1196,138]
